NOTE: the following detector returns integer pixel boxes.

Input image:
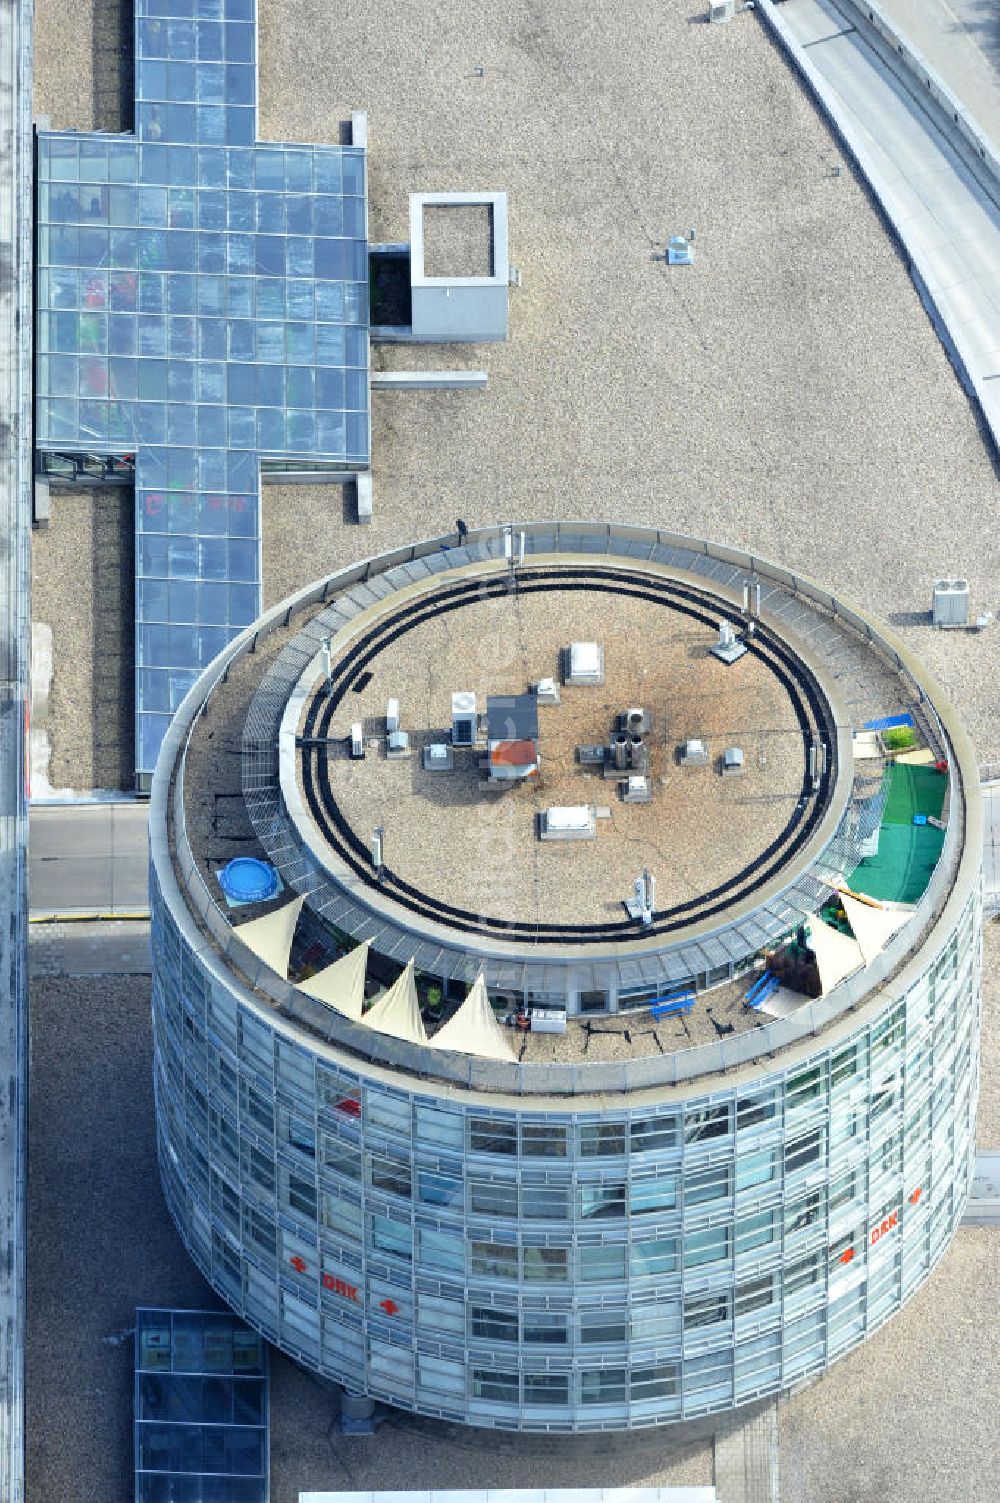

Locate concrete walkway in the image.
[29,802,150,917]
[29,919,152,977]
[877,0,1000,149]
[714,1403,780,1503]
[770,0,1000,450]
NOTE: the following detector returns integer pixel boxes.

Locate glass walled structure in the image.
[34,0,371,785]
[150,523,983,1431]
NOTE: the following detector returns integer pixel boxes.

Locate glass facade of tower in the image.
[151,869,980,1430]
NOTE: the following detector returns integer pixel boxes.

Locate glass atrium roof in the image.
[134,1307,268,1503]
[35,0,371,780]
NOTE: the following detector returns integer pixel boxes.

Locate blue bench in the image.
[744,972,779,1010]
[650,990,696,1021]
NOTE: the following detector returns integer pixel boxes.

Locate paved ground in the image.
[28,919,151,976]
[28,802,148,916]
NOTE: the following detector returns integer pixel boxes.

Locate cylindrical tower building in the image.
[150,523,981,1431]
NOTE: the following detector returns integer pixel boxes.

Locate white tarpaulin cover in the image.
[755,984,807,1020]
[361,959,428,1045]
[840,892,911,965]
[852,730,882,760]
[431,974,517,1062]
[297,941,369,1021]
[806,917,866,996]
[235,895,304,978]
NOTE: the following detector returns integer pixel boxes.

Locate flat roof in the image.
[307,585,810,931]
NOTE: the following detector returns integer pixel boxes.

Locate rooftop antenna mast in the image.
[502,523,525,591]
[625,868,656,925]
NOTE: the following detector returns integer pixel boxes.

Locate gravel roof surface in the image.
[314,586,806,928]
[30,488,134,793]
[255,2,1000,763]
[32,0,1000,775]
[779,1226,1000,1503]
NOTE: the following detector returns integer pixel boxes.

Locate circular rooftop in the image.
[157,523,977,1096]
[293,576,822,937]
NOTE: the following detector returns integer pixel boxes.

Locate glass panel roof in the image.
[35,0,370,778]
[134,1308,268,1503]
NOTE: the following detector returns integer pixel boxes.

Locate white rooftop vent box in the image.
[932,579,969,627]
[680,738,709,766]
[564,642,605,685]
[623,775,652,802]
[349,723,364,760]
[534,676,561,705]
[722,746,745,776]
[530,1008,567,1034]
[386,698,400,734]
[667,234,694,266]
[387,730,411,759]
[540,805,597,841]
[423,742,454,771]
[451,690,478,745]
[710,0,734,21]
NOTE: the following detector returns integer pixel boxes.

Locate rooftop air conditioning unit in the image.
[710,0,734,20]
[452,691,477,745]
[564,642,605,685]
[932,579,969,627]
[540,805,597,841]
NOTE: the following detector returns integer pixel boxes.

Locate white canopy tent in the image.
[840,891,911,965]
[234,896,304,978]
[296,941,369,1022]
[805,916,866,996]
[361,960,428,1046]
[431,974,517,1062]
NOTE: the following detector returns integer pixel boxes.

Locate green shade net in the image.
[881,762,947,825]
[848,822,945,905]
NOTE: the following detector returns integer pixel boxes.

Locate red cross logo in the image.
[289,1255,307,1274]
[378,1298,399,1317]
[908,1186,923,1205]
[838,1247,855,1265]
